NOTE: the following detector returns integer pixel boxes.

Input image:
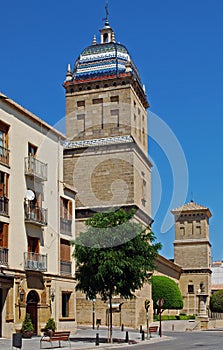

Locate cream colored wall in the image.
[0,102,76,337]
[0,107,62,274]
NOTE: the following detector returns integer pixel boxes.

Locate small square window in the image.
[77,100,85,107]
[110,109,119,117]
[188,285,194,294]
[110,96,119,103]
[77,114,85,120]
[92,98,103,104]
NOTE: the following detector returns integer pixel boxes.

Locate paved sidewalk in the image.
[3,320,201,350]
[6,325,165,350]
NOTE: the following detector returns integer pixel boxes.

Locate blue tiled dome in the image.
[72,42,141,84]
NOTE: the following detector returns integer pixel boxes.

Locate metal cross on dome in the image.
[104,0,109,25]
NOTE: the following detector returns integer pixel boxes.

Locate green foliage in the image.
[43,318,56,332]
[72,208,161,301]
[151,276,183,310]
[210,290,223,312]
[21,313,34,332]
[153,314,195,321]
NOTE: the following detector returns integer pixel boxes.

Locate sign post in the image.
[157,298,164,337]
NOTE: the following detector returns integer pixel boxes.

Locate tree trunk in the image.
[109,295,112,343]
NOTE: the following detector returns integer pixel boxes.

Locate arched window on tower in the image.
[103,33,108,43]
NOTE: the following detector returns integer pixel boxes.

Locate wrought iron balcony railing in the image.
[0,247,8,266]
[60,218,72,236]
[60,260,72,276]
[0,146,9,166]
[24,204,48,226]
[24,156,47,181]
[0,196,9,216]
[24,252,47,272]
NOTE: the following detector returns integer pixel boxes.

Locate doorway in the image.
[26,290,39,335]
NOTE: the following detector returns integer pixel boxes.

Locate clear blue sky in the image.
[1,0,223,261]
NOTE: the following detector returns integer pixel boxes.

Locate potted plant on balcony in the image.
[43,318,56,336]
[21,313,34,338]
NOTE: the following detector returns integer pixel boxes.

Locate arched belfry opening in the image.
[103,33,108,43]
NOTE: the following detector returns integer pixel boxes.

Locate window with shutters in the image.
[0,121,9,165]
[0,172,8,197]
[0,172,9,216]
[60,239,72,276]
[60,198,72,236]
[60,239,70,261]
[0,223,8,265]
[0,223,8,248]
[28,236,40,254]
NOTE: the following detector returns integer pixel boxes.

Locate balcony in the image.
[0,247,8,266]
[24,252,47,272]
[60,218,72,236]
[0,146,9,166]
[60,260,72,276]
[24,156,47,181]
[24,204,48,226]
[0,197,9,216]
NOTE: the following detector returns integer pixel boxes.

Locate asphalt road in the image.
[121,331,223,350]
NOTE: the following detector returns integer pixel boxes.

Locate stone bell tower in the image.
[62,10,153,328]
[63,15,152,232]
[172,201,212,326]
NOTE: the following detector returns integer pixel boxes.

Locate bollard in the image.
[139,325,142,333]
[141,330,145,341]
[172,324,174,331]
[121,324,124,332]
[95,333,99,346]
[125,331,129,343]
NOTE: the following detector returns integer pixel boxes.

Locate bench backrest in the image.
[51,331,70,339]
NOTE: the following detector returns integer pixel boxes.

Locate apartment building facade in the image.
[0,93,76,338]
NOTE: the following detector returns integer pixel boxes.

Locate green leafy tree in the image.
[151,276,183,311]
[72,208,161,342]
[210,290,223,312]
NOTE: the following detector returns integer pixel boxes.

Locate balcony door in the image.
[0,224,8,266]
[0,121,9,165]
[28,237,39,260]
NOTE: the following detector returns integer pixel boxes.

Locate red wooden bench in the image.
[40,331,71,348]
[149,326,159,338]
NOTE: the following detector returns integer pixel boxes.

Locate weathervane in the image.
[103,0,109,25]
